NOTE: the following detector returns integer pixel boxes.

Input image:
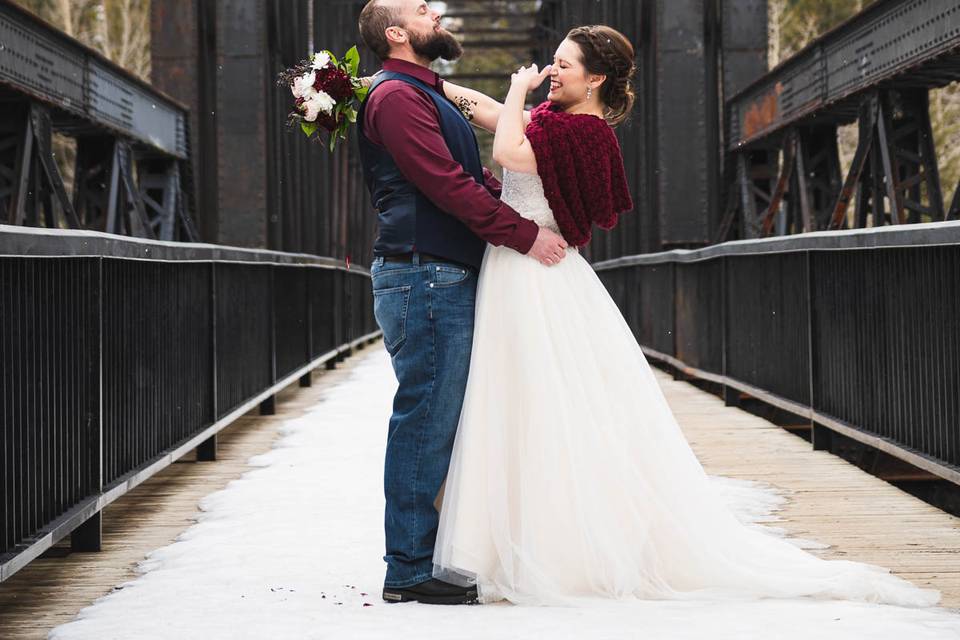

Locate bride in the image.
[433,25,941,608]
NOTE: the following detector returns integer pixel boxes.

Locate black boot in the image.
[382,578,479,605]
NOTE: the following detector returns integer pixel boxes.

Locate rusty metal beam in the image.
[760,132,796,236]
[727,0,960,151]
[828,98,876,230]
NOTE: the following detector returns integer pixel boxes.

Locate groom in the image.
[357,0,569,605]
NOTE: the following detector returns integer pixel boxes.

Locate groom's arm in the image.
[366,85,538,254]
[482,168,503,199]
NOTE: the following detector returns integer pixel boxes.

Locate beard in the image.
[408,28,463,62]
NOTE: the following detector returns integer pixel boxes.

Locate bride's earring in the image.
[586,86,593,101]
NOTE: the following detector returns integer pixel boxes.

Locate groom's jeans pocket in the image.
[372,284,412,356]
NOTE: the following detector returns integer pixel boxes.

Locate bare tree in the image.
[767,0,785,67]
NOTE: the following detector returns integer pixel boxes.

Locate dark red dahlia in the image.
[314,110,346,133]
[313,65,354,102]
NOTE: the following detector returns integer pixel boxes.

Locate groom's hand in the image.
[528,227,569,266]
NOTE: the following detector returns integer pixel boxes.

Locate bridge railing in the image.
[594,222,960,486]
[0,225,379,582]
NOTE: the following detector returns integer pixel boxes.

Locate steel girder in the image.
[3,103,79,230]
[0,102,196,240]
[722,0,960,240]
[0,1,198,241]
[727,0,960,151]
[722,87,948,240]
[0,0,189,159]
[828,90,945,229]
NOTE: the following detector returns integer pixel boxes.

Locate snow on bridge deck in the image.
[1,342,960,639]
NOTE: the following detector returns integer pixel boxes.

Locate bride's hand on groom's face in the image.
[511,64,552,93]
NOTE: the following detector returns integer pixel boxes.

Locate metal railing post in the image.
[259,265,277,416]
[71,257,103,552]
[197,262,218,461]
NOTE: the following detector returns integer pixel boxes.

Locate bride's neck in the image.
[563,101,605,119]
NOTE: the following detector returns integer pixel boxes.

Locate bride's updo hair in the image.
[566,25,637,126]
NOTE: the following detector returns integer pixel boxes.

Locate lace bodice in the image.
[500,169,562,235]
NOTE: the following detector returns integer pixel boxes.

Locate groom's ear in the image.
[385,25,406,47]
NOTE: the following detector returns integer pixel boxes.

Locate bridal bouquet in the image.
[277,46,368,151]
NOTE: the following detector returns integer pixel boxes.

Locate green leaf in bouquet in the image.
[344,106,358,124]
[329,133,338,152]
[324,49,338,65]
[354,85,369,102]
[300,121,318,137]
[345,45,360,76]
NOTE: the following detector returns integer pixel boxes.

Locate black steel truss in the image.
[1,102,197,241]
[0,0,189,159]
[3,104,79,230]
[0,1,198,241]
[727,0,960,150]
[721,0,960,240]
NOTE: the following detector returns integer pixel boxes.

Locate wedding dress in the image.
[432,168,941,608]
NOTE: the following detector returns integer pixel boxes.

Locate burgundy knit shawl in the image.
[525,101,633,247]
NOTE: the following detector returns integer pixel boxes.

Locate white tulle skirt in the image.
[432,243,940,608]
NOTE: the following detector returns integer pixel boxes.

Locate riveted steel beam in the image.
[728,0,960,151]
[0,1,189,159]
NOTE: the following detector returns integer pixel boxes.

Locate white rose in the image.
[303,90,336,122]
[311,51,331,70]
[292,70,317,99]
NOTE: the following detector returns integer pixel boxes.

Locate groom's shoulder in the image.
[365,79,438,126]
[370,77,430,104]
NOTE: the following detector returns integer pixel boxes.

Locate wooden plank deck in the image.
[1,343,958,638]
[658,368,960,609]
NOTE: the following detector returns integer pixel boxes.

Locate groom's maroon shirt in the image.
[362,58,538,255]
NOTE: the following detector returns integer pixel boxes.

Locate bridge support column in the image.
[71,512,102,552]
[723,385,740,407]
[793,126,842,230]
[197,434,217,461]
[299,372,312,387]
[949,178,960,220]
[812,422,833,451]
[6,103,81,229]
[259,395,276,415]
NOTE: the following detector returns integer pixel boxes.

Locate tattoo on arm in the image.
[454,96,479,121]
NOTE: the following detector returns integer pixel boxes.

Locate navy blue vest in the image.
[357,71,487,269]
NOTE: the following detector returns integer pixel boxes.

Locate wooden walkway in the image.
[1,342,959,638]
[661,369,960,609]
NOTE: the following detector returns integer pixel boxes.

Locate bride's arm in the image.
[442,80,532,133]
[493,64,550,174]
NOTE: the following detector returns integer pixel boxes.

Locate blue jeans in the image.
[370,253,478,588]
